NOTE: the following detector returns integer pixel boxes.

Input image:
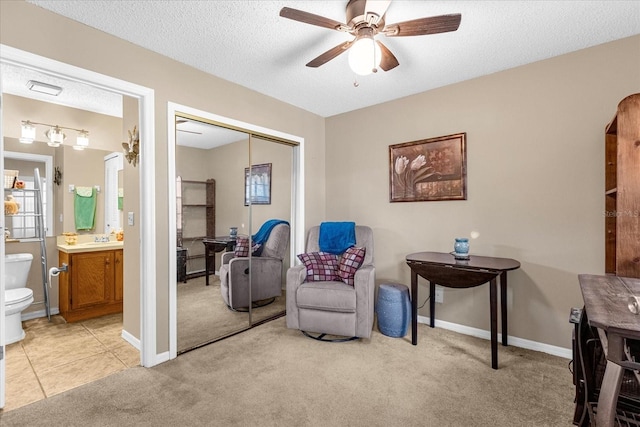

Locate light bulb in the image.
[46,126,64,147]
[74,130,89,150]
[20,121,35,144]
[348,36,381,76]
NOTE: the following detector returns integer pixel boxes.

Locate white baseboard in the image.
[417,315,572,359]
[121,329,141,350]
[21,307,60,321]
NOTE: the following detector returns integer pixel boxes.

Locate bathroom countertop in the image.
[56,240,123,254]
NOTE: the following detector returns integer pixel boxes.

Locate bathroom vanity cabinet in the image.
[58,249,123,322]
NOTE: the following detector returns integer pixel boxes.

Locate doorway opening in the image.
[1,44,156,410]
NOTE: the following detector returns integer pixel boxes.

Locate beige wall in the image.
[325,35,640,348]
[1,0,326,354]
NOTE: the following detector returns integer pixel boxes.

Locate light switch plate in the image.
[128,212,134,226]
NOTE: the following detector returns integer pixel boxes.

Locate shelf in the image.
[4,213,43,218]
[604,93,640,278]
[4,188,40,192]
[181,180,209,185]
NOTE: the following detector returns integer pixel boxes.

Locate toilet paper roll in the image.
[49,267,60,288]
[628,296,640,315]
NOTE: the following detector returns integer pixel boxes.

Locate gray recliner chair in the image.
[286,225,375,340]
[220,223,289,310]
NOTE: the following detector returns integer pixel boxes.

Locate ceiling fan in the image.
[280,0,461,76]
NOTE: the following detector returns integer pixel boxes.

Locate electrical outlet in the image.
[127,212,134,226]
[435,286,444,304]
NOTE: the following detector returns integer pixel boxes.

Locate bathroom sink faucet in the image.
[94,235,110,243]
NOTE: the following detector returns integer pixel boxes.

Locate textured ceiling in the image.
[22,1,640,117]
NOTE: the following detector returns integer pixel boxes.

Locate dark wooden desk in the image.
[406,251,520,369]
[202,236,236,286]
[578,274,640,427]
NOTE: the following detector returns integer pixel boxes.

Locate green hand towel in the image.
[118,188,123,211]
[75,187,96,230]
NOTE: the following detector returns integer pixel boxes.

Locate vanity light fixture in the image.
[19,121,36,144]
[20,120,90,150]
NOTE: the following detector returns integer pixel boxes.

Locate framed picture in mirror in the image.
[245,163,271,206]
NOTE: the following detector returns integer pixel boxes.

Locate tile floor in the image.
[2,312,139,413]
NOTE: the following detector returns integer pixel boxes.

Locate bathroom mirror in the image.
[4,145,118,237]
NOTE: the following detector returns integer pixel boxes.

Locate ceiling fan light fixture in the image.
[348,35,381,76]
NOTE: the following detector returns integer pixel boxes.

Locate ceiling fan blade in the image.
[383,14,461,37]
[364,0,392,26]
[306,41,353,68]
[376,41,399,71]
[280,7,347,31]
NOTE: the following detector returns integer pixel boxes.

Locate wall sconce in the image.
[122,125,139,167]
[20,120,90,150]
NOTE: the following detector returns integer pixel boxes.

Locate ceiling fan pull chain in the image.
[353,75,359,87]
[372,40,378,73]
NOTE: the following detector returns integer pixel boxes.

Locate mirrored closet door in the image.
[175,116,294,353]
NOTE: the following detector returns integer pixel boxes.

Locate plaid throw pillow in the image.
[338,246,366,286]
[298,252,339,282]
[234,235,250,257]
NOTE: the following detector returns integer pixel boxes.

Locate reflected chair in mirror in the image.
[219,223,290,311]
[286,225,375,341]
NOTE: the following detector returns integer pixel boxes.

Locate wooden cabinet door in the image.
[114,249,123,302]
[70,250,113,310]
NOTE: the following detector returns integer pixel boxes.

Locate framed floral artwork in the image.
[389,133,467,202]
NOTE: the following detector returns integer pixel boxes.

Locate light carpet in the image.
[1,316,574,426]
[178,276,286,352]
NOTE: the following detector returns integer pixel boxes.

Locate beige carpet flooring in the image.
[178,276,286,352]
[1,316,575,426]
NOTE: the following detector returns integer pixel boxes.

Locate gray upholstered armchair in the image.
[220,223,289,310]
[286,225,375,340]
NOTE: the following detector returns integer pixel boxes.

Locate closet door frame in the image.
[167,102,305,360]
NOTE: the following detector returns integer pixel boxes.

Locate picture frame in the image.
[389,133,467,202]
[244,163,272,206]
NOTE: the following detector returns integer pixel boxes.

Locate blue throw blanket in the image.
[252,219,289,245]
[319,221,356,255]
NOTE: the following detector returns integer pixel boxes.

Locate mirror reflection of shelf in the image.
[176,176,215,280]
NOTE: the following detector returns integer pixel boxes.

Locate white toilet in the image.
[4,253,34,344]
